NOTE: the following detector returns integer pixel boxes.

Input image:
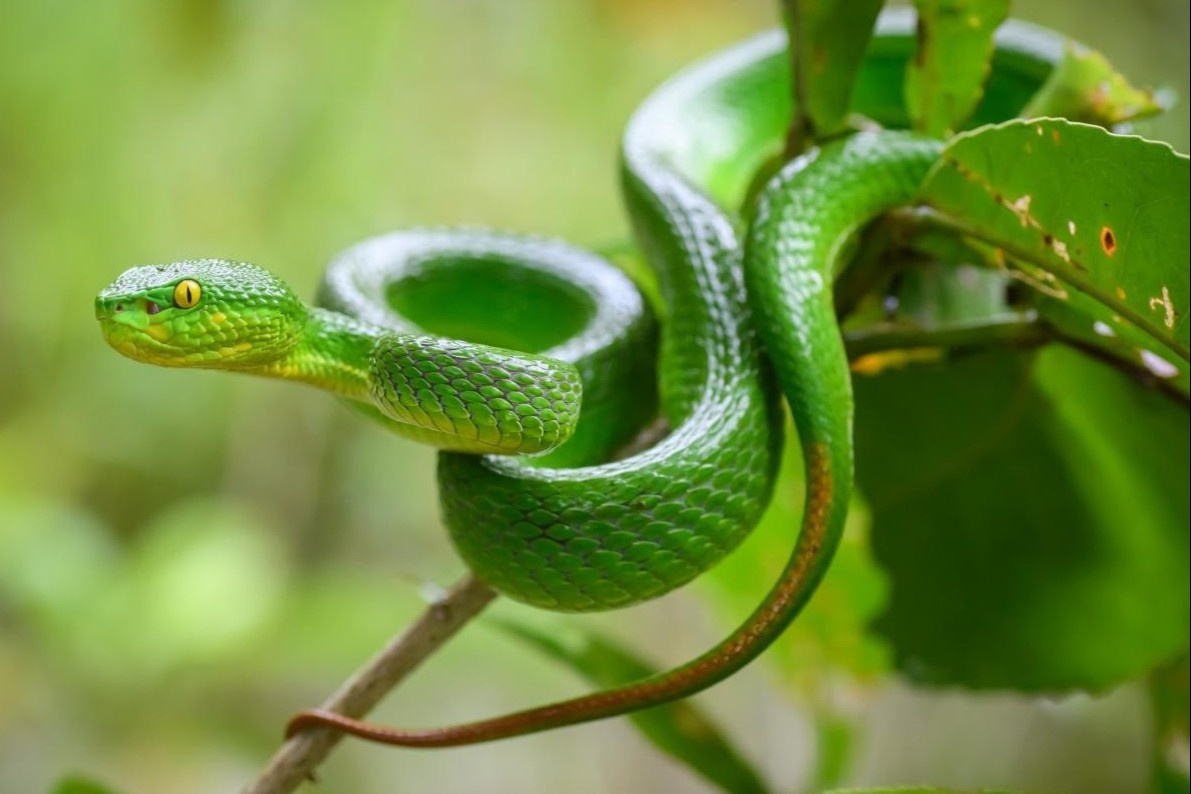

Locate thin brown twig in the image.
[241,574,498,794]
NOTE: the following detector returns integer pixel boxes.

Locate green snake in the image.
[95,13,1060,747]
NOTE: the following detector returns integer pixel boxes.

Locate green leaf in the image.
[905,0,1011,136]
[489,617,771,794]
[921,119,1191,372]
[856,14,1065,130]
[881,218,1190,399]
[855,346,1189,691]
[1150,652,1190,794]
[703,417,892,687]
[692,417,893,789]
[697,419,892,789]
[1032,292,1191,400]
[1022,41,1167,126]
[813,712,858,792]
[823,789,1032,794]
[824,789,1028,794]
[50,777,124,794]
[883,218,1191,399]
[781,0,886,146]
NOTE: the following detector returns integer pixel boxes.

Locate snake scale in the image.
[96,13,1060,747]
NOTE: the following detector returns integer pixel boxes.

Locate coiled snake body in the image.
[96,15,1059,747]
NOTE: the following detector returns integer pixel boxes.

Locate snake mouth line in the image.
[96,310,209,368]
[99,324,178,363]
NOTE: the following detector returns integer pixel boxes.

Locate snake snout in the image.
[94,295,127,321]
[94,294,148,333]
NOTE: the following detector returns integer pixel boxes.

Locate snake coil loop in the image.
[97,12,1063,750]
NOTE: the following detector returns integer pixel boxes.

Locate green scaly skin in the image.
[96,256,590,456]
[96,13,1060,749]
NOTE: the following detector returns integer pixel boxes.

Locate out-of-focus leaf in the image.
[824,789,1030,794]
[703,418,892,687]
[920,119,1191,372]
[0,495,288,687]
[780,0,886,145]
[1023,41,1167,126]
[906,0,1011,136]
[95,499,289,679]
[1150,652,1191,794]
[50,777,124,794]
[812,712,855,792]
[0,497,118,627]
[855,346,1189,691]
[699,419,892,789]
[895,262,1015,326]
[490,617,770,794]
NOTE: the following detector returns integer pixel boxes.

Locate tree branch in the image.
[241,574,498,794]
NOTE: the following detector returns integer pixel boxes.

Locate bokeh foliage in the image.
[1,1,1187,793]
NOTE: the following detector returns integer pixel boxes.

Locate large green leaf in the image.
[855,345,1189,691]
[920,119,1191,370]
[905,0,1011,136]
[490,616,770,794]
[780,0,886,146]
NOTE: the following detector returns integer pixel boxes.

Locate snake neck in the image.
[261,307,378,402]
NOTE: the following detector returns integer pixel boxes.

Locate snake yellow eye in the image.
[173,279,202,309]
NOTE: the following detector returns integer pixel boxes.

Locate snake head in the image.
[96,259,307,369]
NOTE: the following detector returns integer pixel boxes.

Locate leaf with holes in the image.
[920,119,1190,380]
[1031,291,1190,399]
[905,0,1011,137]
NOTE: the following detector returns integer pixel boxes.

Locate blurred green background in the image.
[0,1,1186,793]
